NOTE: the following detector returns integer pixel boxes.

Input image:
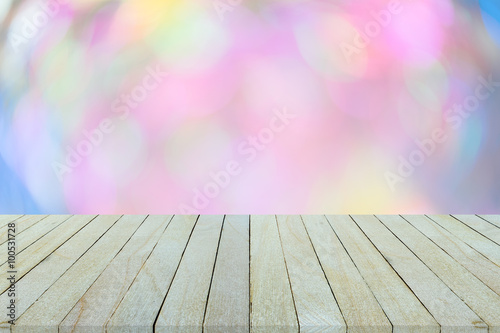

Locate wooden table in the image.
[1,215,499,332]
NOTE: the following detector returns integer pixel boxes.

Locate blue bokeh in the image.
[479,0,500,46]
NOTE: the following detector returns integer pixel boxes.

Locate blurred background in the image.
[0,0,499,214]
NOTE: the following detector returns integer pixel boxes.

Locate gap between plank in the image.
[152,215,200,333]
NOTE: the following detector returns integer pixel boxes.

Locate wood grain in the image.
[453,215,500,245]
[360,215,486,332]
[1,214,499,332]
[155,215,224,333]
[302,215,391,333]
[404,215,500,296]
[277,215,345,332]
[325,215,439,333]
[13,215,147,333]
[204,215,249,333]
[0,215,95,294]
[479,215,500,228]
[250,215,298,333]
[59,215,174,333]
[106,215,198,333]
[0,215,67,265]
[428,215,500,267]
[0,215,120,329]
[0,215,22,227]
[381,215,500,331]
[0,215,43,244]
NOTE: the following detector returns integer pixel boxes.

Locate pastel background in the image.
[1,0,499,214]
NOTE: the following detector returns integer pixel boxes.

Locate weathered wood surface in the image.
[1,215,499,333]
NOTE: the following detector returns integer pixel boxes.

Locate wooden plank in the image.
[428,215,500,267]
[0,216,46,247]
[15,215,68,250]
[0,215,120,329]
[0,215,22,222]
[380,215,500,330]
[0,215,95,294]
[478,215,500,228]
[3,214,500,332]
[204,215,249,333]
[325,215,439,333]
[302,215,391,333]
[13,215,147,333]
[404,215,500,296]
[276,215,345,332]
[250,215,298,333]
[357,215,487,332]
[0,215,23,228]
[0,215,71,265]
[59,215,174,332]
[155,215,224,333]
[452,215,500,245]
[106,215,198,333]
